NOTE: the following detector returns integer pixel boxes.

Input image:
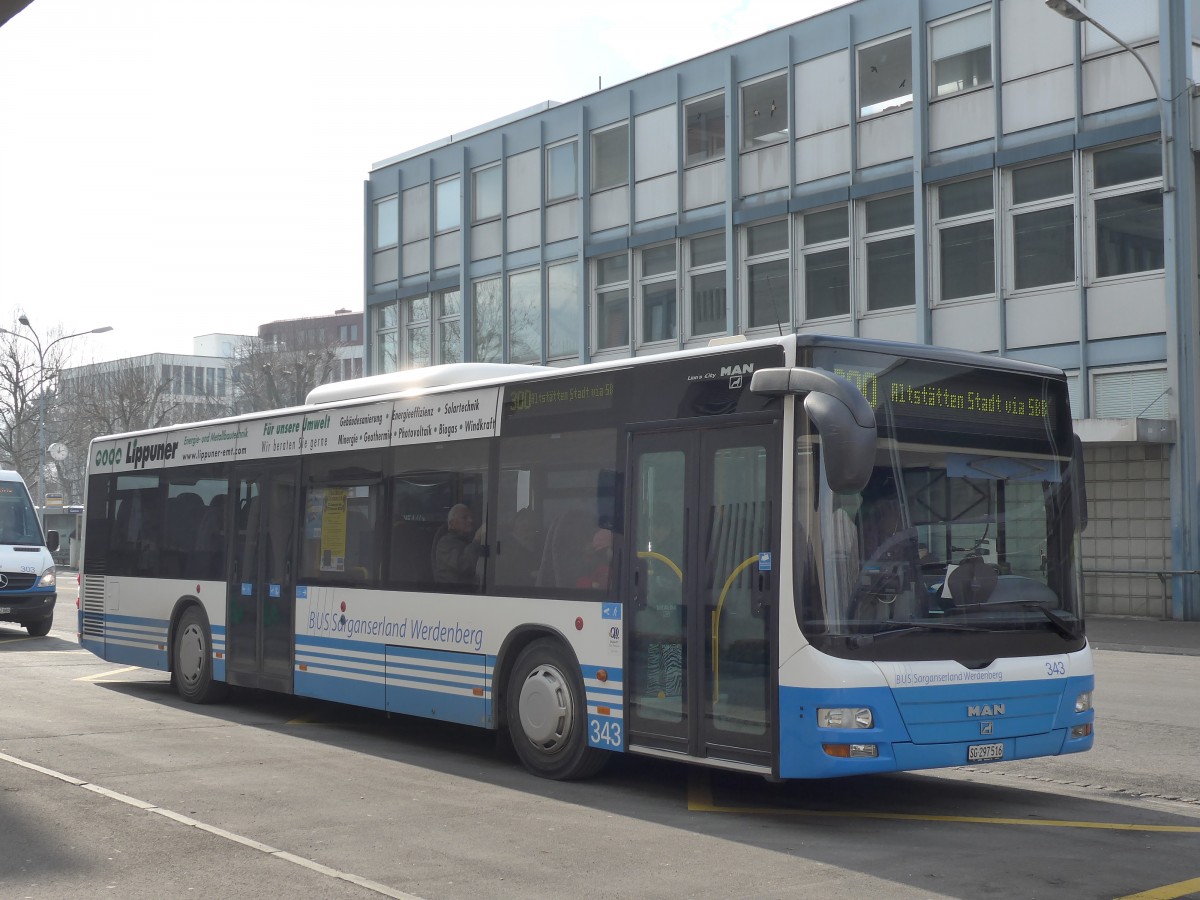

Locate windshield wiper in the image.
[943,599,1078,639]
[834,622,992,648]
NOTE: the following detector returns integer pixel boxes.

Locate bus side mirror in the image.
[805,391,877,494]
[45,529,60,553]
[750,367,877,495]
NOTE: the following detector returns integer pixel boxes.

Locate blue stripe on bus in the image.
[586,685,623,698]
[385,670,492,695]
[101,642,168,672]
[385,646,489,728]
[778,674,1094,778]
[385,684,490,728]
[295,668,385,710]
[297,633,397,653]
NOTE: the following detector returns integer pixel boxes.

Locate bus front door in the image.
[226,460,299,693]
[626,424,778,769]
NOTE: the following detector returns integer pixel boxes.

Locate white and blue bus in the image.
[78,334,1093,780]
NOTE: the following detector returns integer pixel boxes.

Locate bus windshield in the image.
[806,439,1085,658]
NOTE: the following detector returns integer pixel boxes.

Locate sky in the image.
[0,0,844,365]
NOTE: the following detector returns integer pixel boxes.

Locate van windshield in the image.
[0,486,44,545]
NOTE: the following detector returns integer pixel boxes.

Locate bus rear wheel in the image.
[173,606,227,704]
[506,638,607,780]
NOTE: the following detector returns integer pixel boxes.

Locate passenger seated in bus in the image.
[575,527,613,590]
[433,503,486,586]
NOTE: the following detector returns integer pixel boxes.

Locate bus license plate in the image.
[0,607,10,615]
[968,742,1004,762]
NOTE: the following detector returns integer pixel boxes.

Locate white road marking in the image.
[0,750,426,900]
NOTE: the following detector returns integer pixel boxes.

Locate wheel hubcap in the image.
[178,623,204,687]
[518,663,572,752]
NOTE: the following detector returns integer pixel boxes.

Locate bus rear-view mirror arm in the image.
[750,367,877,495]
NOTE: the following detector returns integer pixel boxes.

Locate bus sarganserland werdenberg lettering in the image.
[78,334,1092,780]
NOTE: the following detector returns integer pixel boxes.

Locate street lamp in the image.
[0,317,114,526]
[1044,0,1172,191]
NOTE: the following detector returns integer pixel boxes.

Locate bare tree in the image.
[0,325,70,494]
[54,357,233,498]
[233,336,340,413]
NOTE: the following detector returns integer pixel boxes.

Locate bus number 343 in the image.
[589,719,622,749]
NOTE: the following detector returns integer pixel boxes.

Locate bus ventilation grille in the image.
[81,576,106,638]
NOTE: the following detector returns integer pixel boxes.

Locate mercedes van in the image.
[0,470,59,637]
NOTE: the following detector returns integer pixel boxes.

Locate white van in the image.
[0,470,59,636]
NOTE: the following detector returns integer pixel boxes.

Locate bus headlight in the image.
[38,568,56,589]
[1074,691,1092,714]
[818,708,873,729]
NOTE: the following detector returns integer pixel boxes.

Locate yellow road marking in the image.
[286,713,323,725]
[76,665,142,683]
[686,772,1200,833]
[1116,877,1200,899]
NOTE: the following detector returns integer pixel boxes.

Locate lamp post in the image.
[1045,0,1198,619]
[1044,0,1172,192]
[0,317,114,526]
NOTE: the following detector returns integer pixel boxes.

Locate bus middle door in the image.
[226,460,299,693]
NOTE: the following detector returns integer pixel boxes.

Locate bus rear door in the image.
[226,460,300,693]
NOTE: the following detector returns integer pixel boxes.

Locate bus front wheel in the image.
[173,606,227,704]
[506,638,607,780]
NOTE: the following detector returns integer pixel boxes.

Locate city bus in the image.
[78,334,1094,780]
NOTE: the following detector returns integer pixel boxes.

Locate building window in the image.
[935,174,995,301]
[686,233,727,338]
[473,277,503,363]
[594,253,629,351]
[546,140,577,203]
[1089,141,1164,279]
[858,33,913,117]
[436,289,462,364]
[930,8,992,99]
[547,260,580,360]
[743,219,790,329]
[472,165,502,223]
[639,244,677,345]
[403,296,431,368]
[508,269,542,364]
[741,73,788,150]
[374,195,398,248]
[685,92,724,166]
[435,177,461,233]
[801,206,850,320]
[591,123,629,192]
[1008,158,1075,290]
[378,305,400,365]
[218,368,226,396]
[861,192,915,311]
[1092,366,1169,418]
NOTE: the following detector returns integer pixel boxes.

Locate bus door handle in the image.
[633,560,648,609]
[752,570,771,618]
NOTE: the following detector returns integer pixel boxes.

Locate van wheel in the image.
[173,606,227,704]
[506,638,607,780]
[25,617,52,637]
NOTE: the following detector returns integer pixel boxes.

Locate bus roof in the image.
[87,334,1066,446]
